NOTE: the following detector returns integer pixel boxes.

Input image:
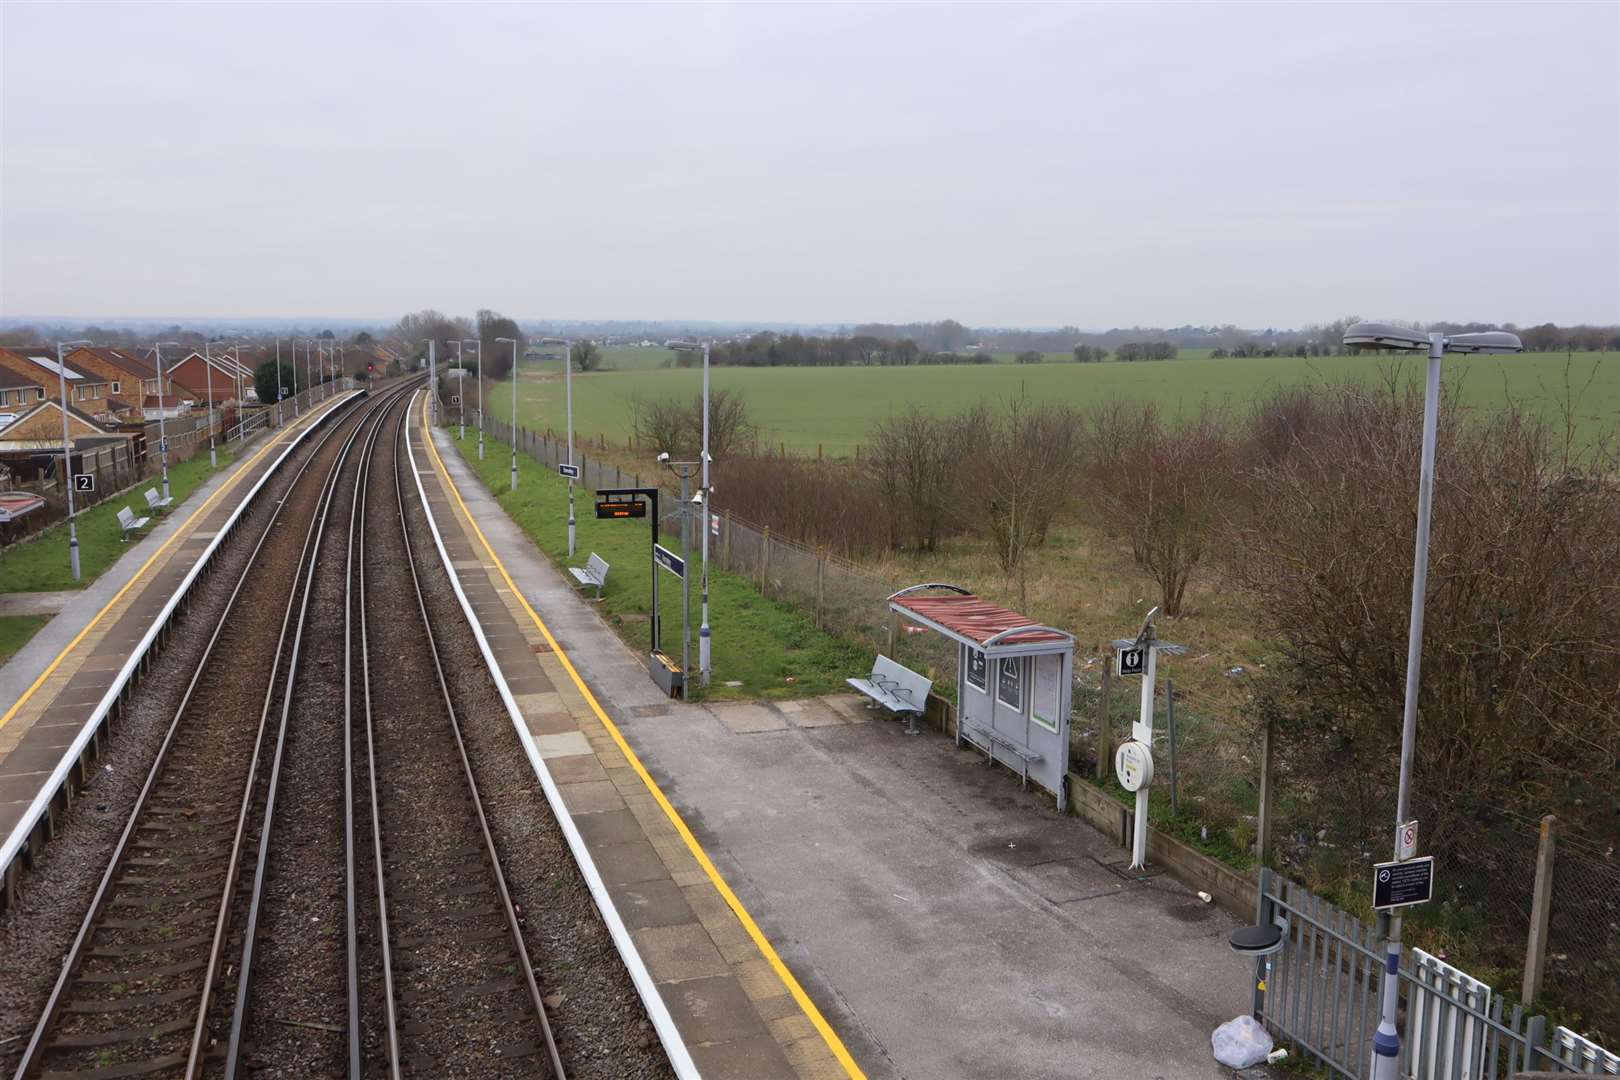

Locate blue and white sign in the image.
[654,543,685,578]
[558,463,580,479]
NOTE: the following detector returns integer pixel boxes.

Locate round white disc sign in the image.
[1115,740,1154,793]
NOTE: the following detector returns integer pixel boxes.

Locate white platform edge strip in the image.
[403,390,702,1080]
[0,391,363,875]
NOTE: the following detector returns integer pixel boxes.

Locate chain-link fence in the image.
[1547,826,1620,1044]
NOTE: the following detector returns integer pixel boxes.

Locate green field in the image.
[0,614,49,665]
[492,350,1620,456]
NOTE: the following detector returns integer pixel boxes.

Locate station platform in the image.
[420,408,1258,1080]
[0,392,358,901]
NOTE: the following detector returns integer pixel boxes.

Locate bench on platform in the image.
[960,721,1044,790]
[848,654,932,734]
[144,487,173,513]
[568,552,610,598]
[116,505,151,541]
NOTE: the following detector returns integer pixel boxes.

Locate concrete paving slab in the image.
[710,702,788,734]
[533,731,592,759]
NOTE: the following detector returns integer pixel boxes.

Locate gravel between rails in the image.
[0,398,375,1076]
[397,409,673,1077]
[226,400,390,1078]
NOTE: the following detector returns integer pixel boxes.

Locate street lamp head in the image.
[656,451,671,464]
[1344,321,1524,355]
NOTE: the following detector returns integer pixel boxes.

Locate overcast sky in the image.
[2,2,1616,329]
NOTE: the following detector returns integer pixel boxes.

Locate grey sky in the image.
[3,1,1616,328]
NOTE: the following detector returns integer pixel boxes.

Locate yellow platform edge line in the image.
[0,412,309,733]
[419,397,867,1080]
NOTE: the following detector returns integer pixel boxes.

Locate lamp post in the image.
[426,339,438,423]
[464,339,485,460]
[538,337,575,554]
[202,341,218,468]
[668,339,713,686]
[274,340,284,426]
[450,340,467,440]
[152,341,181,502]
[497,337,518,491]
[1340,322,1523,1080]
[54,339,94,581]
[661,453,703,692]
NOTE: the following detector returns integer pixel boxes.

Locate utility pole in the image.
[54,339,93,580]
[203,341,218,468]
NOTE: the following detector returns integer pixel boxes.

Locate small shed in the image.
[889,584,1074,810]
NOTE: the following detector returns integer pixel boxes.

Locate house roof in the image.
[0,347,95,383]
[70,347,158,381]
[889,586,1072,653]
[0,366,48,391]
[0,398,117,439]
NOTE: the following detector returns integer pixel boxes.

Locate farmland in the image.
[491,349,1620,455]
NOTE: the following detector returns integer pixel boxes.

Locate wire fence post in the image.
[1166,677,1178,817]
[1256,716,1275,868]
[723,510,732,569]
[815,546,826,628]
[1096,664,1112,781]
[761,526,771,593]
[1522,814,1557,1005]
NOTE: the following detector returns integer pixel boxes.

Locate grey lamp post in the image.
[1341,322,1523,1080]
[152,341,181,503]
[427,339,438,423]
[202,341,218,468]
[463,339,484,460]
[288,340,300,417]
[538,337,576,554]
[498,338,518,491]
[53,339,94,580]
[661,453,703,693]
[450,340,466,440]
[668,339,713,686]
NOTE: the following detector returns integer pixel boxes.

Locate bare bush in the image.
[709,457,890,556]
[1084,400,1233,616]
[1230,381,1620,852]
[971,400,1085,591]
[628,389,758,460]
[865,406,979,551]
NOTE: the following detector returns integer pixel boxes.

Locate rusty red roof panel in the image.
[892,594,1069,647]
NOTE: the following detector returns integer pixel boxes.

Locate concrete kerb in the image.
[0,391,362,903]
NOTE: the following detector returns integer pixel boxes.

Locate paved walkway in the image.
[426,417,1258,1080]
[0,592,73,617]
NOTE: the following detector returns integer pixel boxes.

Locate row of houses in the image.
[0,345,257,427]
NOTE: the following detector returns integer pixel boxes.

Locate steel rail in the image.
[219,380,423,1079]
[10,390,376,1080]
[357,391,407,1080]
[375,388,567,1077]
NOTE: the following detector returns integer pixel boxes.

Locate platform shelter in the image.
[889,584,1074,810]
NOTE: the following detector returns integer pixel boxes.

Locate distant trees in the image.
[1115,341,1179,362]
[571,340,604,372]
[395,309,473,364]
[254,360,295,405]
[1015,350,1044,364]
[1072,345,1108,363]
[475,309,524,378]
[628,388,756,460]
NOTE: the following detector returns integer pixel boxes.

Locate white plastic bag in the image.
[1211,1014,1274,1069]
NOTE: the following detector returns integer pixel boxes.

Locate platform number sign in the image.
[1116,646,1146,677]
[74,474,94,493]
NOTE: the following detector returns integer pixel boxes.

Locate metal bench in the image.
[144,487,173,513]
[116,505,151,541]
[960,721,1044,790]
[847,654,932,734]
[568,552,610,598]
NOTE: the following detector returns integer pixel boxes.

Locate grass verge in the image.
[447,428,869,701]
[0,450,236,593]
[0,614,49,665]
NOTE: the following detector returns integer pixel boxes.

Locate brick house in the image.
[164,351,252,406]
[0,366,49,417]
[0,348,115,420]
[65,347,170,420]
[0,398,132,482]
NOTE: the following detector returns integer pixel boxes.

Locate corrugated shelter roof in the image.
[890,590,1071,650]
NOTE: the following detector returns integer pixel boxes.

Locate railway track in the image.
[350,390,564,1077]
[7,385,415,1080]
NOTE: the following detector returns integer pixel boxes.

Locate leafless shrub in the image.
[628,389,758,460]
[709,457,890,556]
[1229,380,1620,852]
[969,400,1085,594]
[1084,400,1234,616]
[865,406,980,551]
